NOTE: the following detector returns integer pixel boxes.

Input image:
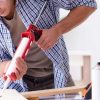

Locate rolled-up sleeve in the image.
[53,0,97,10]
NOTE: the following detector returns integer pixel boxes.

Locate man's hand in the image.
[3,57,27,81]
[37,27,61,51]
[37,6,96,51]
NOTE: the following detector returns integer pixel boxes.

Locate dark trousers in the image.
[23,74,54,91]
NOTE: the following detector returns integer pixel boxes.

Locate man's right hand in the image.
[0,57,27,81]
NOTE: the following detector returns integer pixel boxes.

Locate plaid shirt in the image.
[0,0,97,92]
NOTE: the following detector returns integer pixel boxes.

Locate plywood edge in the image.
[21,84,87,99]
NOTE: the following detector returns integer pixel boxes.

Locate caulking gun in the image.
[0,0,48,96]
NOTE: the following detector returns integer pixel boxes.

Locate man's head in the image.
[0,0,16,20]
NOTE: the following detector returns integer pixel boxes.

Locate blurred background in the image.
[59,0,99,82]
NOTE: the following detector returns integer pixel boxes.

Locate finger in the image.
[10,72,17,81]
[14,68,21,80]
[3,61,10,74]
[39,40,47,48]
[16,67,25,79]
[42,43,52,51]
[11,68,24,80]
[39,39,50,49]
[16,58,26,70]
[37,35,45,46]
[15,58,27,75]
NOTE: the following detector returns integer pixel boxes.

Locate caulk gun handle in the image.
[27,24,42,41]
[33,30,42,41]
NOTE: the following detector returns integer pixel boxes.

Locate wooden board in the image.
[21,83,88,99]
[0,89,27,100]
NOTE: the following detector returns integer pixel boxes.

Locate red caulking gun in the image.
[0,1,48,96]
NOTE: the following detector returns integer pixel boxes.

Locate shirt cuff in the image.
[70,0,97,9]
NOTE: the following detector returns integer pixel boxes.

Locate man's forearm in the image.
[53,6,96,35]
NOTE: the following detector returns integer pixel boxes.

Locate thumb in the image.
[2,61,11,80]
[3,61,11,74]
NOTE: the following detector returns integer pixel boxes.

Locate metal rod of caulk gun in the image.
[34,1,47,26]
[0,77,11,97]
[0,0,48,97]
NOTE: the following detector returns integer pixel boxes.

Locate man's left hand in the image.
[37,27,61,51]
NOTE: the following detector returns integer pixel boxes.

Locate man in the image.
[0,0,97,92]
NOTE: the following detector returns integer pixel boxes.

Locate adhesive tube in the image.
[0,37,31,96]
[92,62,100,100]
[5,37,30,76]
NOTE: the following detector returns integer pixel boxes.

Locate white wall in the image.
[59,0,100,67]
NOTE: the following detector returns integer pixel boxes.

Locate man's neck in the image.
[4,7,16,20]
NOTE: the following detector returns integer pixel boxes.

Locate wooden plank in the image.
[21,83,87,99]
[27,97,39,100]
[0,89,27,100]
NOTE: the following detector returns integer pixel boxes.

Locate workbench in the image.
[0,51,92,100]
